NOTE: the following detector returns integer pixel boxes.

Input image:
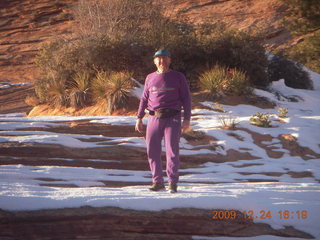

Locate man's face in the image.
[154,55,171,72]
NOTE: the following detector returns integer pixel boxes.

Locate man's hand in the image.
[182,119,191,133]
[135,118,144,133]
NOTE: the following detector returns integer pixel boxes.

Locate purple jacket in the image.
[137,70,191,121]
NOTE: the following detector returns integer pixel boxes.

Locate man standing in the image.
[135,49,192,193]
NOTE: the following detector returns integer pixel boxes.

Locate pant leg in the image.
[146,116,165,183]
[164,114,181,183]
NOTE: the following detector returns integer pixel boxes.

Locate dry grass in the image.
[218,114,239,130]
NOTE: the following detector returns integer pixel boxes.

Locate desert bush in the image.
[73,0,268,88]
[35,0,270,108]
[36,39,91,87]
[92,70,133,114]
[74,0,156,42]
[199,65,252,97]
[36,40,63,76]
[195,24,268,87]
[37,0,198,87]
[268,54,313,89]
[73,0,178,78]
[35,39,93,106]
[89,38,153,79]
[250,112,271,128]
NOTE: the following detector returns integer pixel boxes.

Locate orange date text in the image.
[211,210,308,220]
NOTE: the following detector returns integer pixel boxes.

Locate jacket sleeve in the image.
[179,74,192,121]
[137,77,149,118]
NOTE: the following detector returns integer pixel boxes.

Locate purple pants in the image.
[146,114,181,183]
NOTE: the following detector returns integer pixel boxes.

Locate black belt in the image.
[145,108,180,118]
[145,109,156,115]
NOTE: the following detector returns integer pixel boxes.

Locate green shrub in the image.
[92,39,153,79]
[278,108,289,118]
[35,40,62,76]
[199,65,252,97]
[279,0,320,74]
[195,24,268,87]
[92,70,133,114]
[36,39,91,88]
[268,54,313,89]
[286,31,320,73]
[250,113,271,128]
[73,1,269,89]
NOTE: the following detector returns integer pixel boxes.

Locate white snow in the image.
[0,70,319,239]
[0,82,31,90]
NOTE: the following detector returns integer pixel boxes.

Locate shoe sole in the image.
[148,188,166,192]
[168,190,177,193]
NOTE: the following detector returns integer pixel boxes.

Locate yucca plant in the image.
[47,78,68,107]
[227,69,252,95]
[69,71,91,109]
[199,65,252,97]
[92,70,133,114]
[199,65,227,97]
[278,108,288,118]
[92,70,109,101]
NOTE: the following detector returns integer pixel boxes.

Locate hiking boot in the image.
[168,182,177,193]
[149,182,165,192]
